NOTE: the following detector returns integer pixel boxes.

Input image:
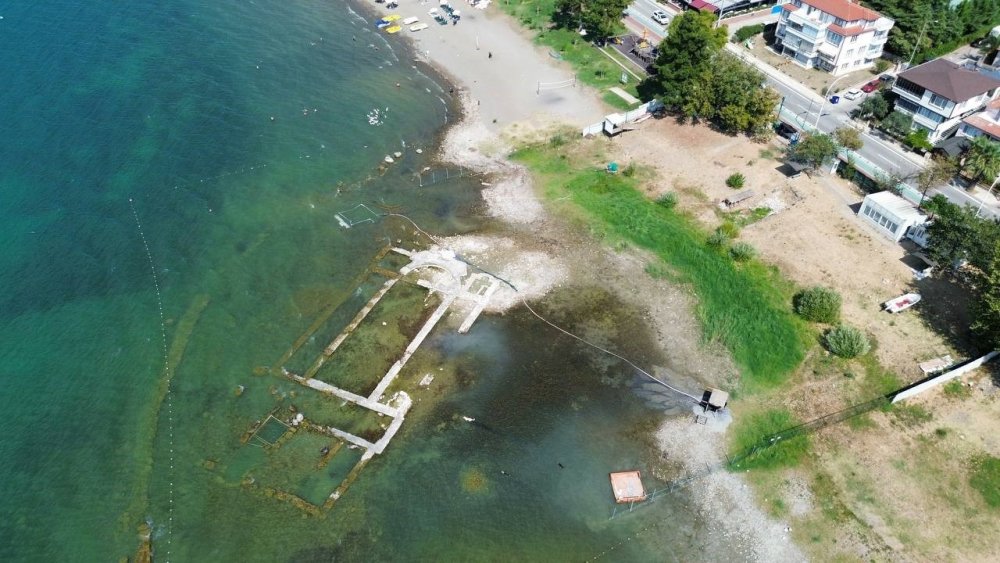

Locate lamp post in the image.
[715,3,728,28]
[908,17,938,68]
[813,73,851,130]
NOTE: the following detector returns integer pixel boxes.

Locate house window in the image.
[850,36,858,43]
[928,93,949,109]
[835,17,845,26]
[846,48,854,56]
[916,106,945,123]
[863,205,872,216]
[827,32,843,46]
[889,222,899,234]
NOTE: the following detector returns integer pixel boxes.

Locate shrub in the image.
[656,192,678,209]
[793,286,842,323]
[734,23,765,43]
[707,231,728,248]
[729,242,756,262]
[726,172,746,188]
[549,133,567,147]
[716,221,740,239]
[622,162,637,177]
[873,59,891,74]
[824,325,870,358]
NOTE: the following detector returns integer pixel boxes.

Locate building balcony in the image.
[892,86,926,105]
[874,17,894,32]
[782,26,824,49]
[818,42,840,59]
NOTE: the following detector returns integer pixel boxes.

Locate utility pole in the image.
[814,74,850,130]
[908,16,937,68]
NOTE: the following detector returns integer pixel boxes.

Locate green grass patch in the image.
[729,408,810,470]
[495,0,559,30]
[943,379,971,399]
[720,207,772,228]
[969,455,1000,508]
[492,0,644,100]
[856,350,902,401]
[532,29,641,92]
[514,142,807,388]
[888,403,933,428]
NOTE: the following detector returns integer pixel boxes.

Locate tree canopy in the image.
[833,127,863,151]
[788,133,838,170]
[972,243,1000,350]
[863,0,1000,62]
[649,11,728,111]
[964,135,1000,186]
[554,0,630,39]
[853,93,890,122]
[646,12,776,136]
[923,194,1000,271]
[915,155,958,206]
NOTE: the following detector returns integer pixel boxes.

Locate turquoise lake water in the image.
[0,1,724,560]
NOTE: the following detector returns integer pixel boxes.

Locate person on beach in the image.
[488,52,492,59]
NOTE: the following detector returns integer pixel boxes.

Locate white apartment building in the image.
[775,0,894,75]
[891,58,1000,143]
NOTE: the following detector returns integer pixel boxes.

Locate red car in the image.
[861,80,881,93]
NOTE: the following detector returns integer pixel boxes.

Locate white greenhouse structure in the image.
[858,191,928,242]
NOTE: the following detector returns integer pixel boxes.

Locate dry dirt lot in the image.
[615,116,961,380]
[604,116,1000,561]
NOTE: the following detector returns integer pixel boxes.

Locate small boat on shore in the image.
[375,14,400,28]
[402,16,419,25]
[385,24,402,33]
[410,22,429,31]
[883,292,921,313]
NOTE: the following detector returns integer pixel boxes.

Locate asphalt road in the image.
[773,81,924,180]
[620,9,1000,218]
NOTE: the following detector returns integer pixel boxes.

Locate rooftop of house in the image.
[898,58,1000,103]
[783,0,883,22]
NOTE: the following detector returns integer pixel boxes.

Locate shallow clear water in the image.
[0,0,721,560]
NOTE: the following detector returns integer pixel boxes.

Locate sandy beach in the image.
[365,1,806,559]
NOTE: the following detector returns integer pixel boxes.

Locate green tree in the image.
[649,11,728,111]
[788,133,838,170]
[710,53,779,135]
[925,196,1000,271]
[904,129,934,152]
[554,0,631,39]
[833,127,864,151]
[915,155,958,208]
[854,93,890,122]
[880,111,913,137]
[865,0,1000,62]
[964,135,1000,186]
[972,243,1000,350]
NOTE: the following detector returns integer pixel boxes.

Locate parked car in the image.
[775,122,798,140]
[861,79,881,93]
[651,10,670,25]
[843,88,863,101]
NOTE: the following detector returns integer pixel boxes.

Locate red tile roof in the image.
[781,3,800,11]
[801,0,882,22]
[964,114,1000,141]
[689,0,718,12]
